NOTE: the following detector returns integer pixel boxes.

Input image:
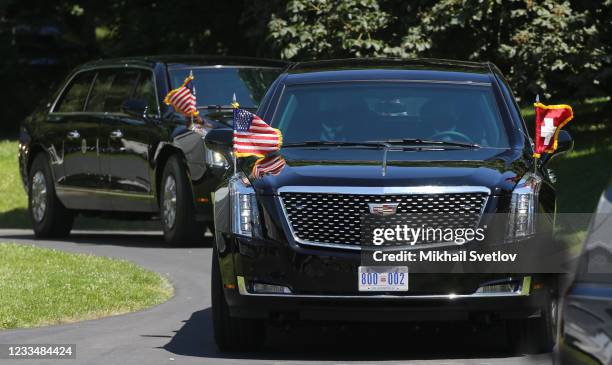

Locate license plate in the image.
[358,266,408,292]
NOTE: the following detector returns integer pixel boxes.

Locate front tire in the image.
[507,289,559,354]
[28,153,73,238]
[160,154,204,245]
[211,246,266,352]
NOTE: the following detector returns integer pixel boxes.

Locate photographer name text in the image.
[372,250,517,263]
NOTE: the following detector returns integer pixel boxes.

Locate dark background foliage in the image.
[0,0,610,136]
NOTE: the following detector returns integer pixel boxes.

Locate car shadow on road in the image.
[164,307,544,362]
[0,231,214,249]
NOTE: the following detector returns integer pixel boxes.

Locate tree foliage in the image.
[268,0,393,59]
[0,0,610,135]
[267,0,610,100]
[400,0,602,98]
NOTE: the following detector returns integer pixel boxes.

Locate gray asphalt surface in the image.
[0,229,553,365]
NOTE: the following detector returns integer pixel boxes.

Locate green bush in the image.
[267,0,611,101]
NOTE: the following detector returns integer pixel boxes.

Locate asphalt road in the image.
[0,229,553,365]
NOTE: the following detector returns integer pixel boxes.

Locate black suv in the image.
[205,59,574,352]
[18,56,286,244]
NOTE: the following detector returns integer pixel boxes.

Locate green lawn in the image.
[0,243,173,329]
[0,140,28,228]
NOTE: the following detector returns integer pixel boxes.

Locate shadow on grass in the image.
[0,207,161,231]
[163,308,533,361]
[0,208,30,229]
[550,146,612,213]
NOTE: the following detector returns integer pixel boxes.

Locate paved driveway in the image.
[0,229,552,364]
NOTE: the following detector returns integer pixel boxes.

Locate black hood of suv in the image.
[244,147,529,196]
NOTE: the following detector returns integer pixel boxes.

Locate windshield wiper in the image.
[375,138,480,149]
[283,140,390,148]
[198,105,257,110]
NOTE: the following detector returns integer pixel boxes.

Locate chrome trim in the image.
[56,186,155,199]
[277,186,491,195]
[277,185,491,251]
[236,276,530,298]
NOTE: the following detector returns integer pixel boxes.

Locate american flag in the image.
[252,155,286,178]
[164,74,199,118]
[233,108,282,158]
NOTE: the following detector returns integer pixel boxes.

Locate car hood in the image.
[243,147,529,196]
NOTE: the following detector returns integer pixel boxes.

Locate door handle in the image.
[66,130,80,140]
[110,130,123,139]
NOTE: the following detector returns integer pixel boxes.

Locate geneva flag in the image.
[533,102,573,157]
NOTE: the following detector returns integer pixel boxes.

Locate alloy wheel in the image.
[163,175,177,229]
[31,170,47,223]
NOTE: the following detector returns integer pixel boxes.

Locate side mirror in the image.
[204,128,233,152]
[541,130,573,165]
[555,130,573,155]
[121,99,148,117]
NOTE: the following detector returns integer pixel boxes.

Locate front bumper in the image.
[224,287,547,322]
[217,235,554,322]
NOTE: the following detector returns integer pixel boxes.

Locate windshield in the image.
[170,67,281,108]
[272,82,510,148]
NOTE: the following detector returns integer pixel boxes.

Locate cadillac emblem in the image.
[368,202,400,216]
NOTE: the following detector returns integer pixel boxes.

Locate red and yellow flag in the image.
[533,103,573,158]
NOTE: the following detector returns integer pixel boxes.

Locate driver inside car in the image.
[419,99,462,141]
[419,99,485,145]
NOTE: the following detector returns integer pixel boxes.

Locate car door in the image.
[48,69,109,210]
[97,67,163,212]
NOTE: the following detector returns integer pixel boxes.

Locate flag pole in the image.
[190,70,194,128]
[533,94,540,174]
[232,92,238,178]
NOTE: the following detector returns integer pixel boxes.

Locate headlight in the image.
[505,173,542,242]
[229,173,260,237]
[205,149,228,168]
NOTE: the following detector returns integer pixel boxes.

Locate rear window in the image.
[169,67,281,108]
[272,82,510,148]
[54,71,95,113]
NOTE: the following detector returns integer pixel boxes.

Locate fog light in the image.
[475,283,518,294]
[475,277,531,295]
[252,283,292,294]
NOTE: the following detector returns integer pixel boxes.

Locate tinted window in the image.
[86,70,113,112]
[169,67,281,108]
[133,70,158,114]
[55,71,94,113]
[86,68,140,113]
[273,82,510,148]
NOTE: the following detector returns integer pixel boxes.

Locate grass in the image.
[0,242,173,329]
[0,140,28,228]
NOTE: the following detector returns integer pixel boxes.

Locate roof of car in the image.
[284,58,495,84]
[78,55,289,70]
